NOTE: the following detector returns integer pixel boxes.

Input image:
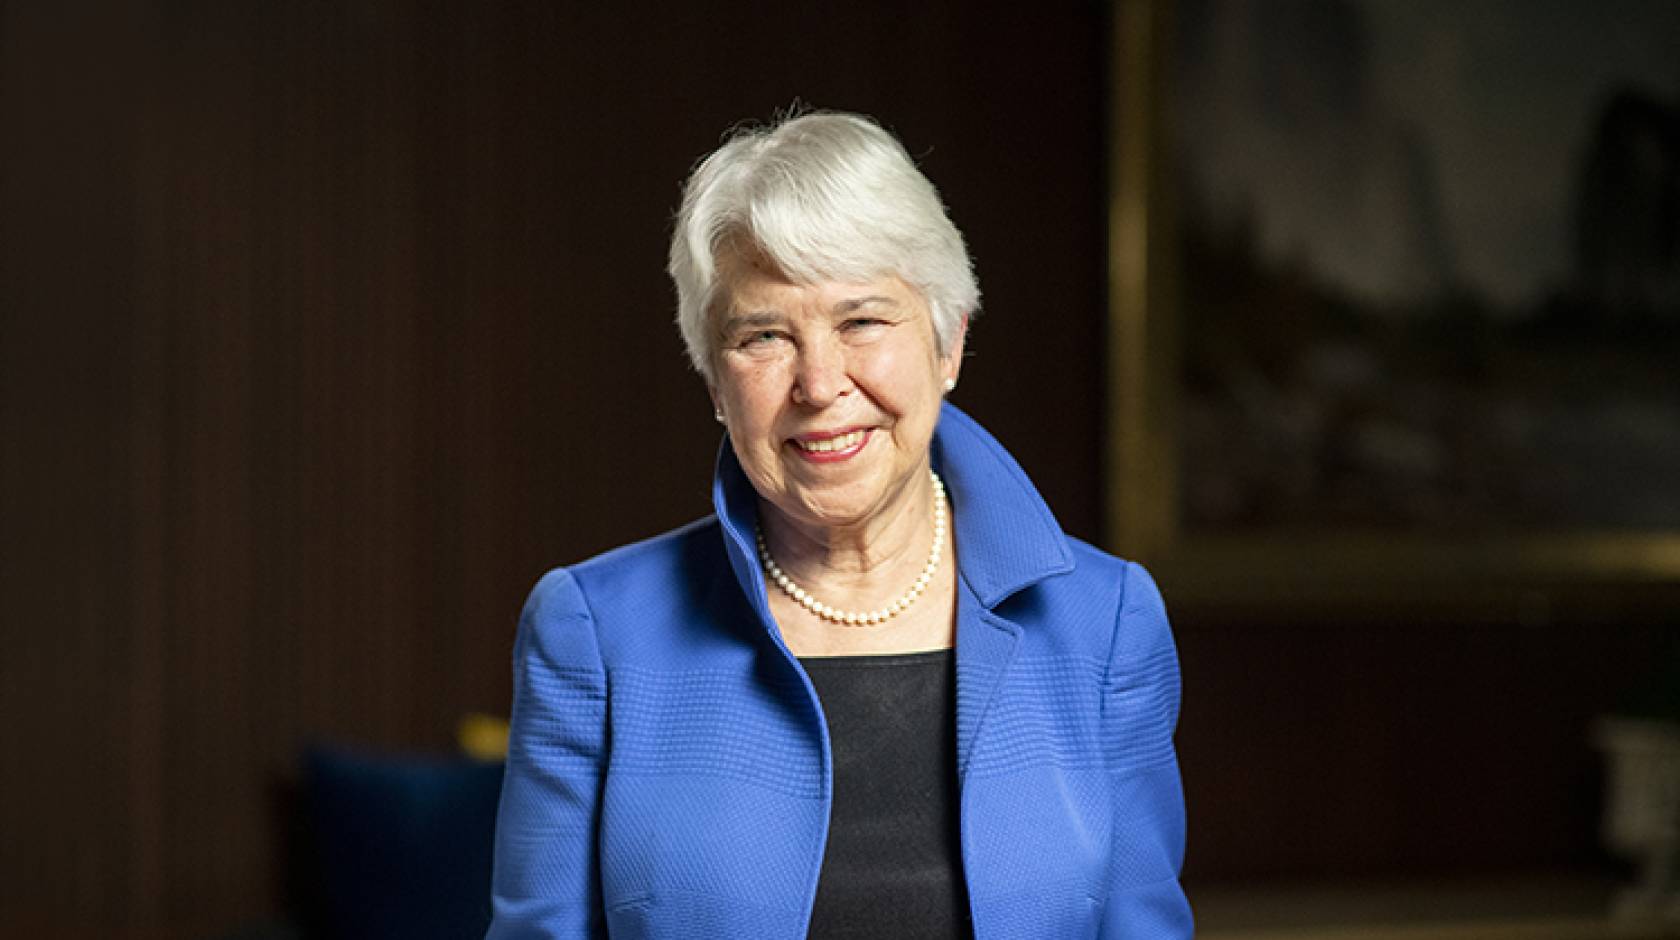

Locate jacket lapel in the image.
[712,436,787,641]
[931,403,1075,783]
[954,591,1022,782]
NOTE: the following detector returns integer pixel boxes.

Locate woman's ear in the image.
[708,386,725,425]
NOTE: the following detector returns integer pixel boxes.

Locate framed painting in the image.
[1108,0,1680,609]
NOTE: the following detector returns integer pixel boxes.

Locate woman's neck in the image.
[760,471,960,657]
[757,473,937,604]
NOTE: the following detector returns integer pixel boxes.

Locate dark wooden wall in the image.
[3,2,1672,937]
[1177,594,1678,881]
[2,2,1105,935]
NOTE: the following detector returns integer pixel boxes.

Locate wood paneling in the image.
[2,2,1105,933]
[1175,599,1680,882]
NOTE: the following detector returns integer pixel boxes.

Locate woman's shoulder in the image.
[569,514,721,578]
[518,515,741,657]
[1010,536,1172,661]
[527,515,723,603]
[1056,536,1161,603]
[1054,538,1175,670]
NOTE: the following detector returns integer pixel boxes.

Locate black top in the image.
[799,649,973,940]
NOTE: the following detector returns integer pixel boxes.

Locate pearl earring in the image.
[942,377,957,393]
[714,409,726,424]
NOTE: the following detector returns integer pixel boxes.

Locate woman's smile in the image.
[790,428,872,462]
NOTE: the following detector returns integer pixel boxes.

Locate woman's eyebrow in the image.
[720,311,785,333]
[833,295,898,314]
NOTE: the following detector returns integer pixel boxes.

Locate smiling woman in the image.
[486,110,1191,939]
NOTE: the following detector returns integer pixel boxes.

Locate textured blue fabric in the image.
[488,403,1191,938]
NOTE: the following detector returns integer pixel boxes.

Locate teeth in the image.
[799,430,865,453]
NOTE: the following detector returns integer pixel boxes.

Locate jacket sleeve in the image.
[1099,562,1193,938]
[487,568,609,939]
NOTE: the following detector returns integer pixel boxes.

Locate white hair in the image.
[668,111,980,382]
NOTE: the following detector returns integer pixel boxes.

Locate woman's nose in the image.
[791,342,851,407]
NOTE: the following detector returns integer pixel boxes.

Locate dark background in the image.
[2,2,1673,936]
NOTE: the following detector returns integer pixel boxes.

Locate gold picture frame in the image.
[1105,0,1680,612]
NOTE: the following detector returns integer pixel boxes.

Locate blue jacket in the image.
[488,403,1190,938]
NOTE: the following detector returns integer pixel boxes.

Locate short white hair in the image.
[668,111,980,382]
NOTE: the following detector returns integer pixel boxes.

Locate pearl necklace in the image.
[756,470,947,626]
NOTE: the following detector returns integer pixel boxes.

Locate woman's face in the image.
[709,247,961,534]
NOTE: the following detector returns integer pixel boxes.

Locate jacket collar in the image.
[928,402,1075,606]
[713,401,1074,620]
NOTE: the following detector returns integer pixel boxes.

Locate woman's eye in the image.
[843,318,887,332]
[740,330,783,348]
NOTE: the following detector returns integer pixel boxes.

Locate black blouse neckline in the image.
[798,647,954,667]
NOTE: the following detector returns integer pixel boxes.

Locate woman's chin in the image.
[775,501,871,532]
[761,484,882,533]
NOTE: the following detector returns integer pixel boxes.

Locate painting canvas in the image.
[1169,0,1680,538]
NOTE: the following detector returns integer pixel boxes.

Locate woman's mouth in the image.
[790,429,870,462]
